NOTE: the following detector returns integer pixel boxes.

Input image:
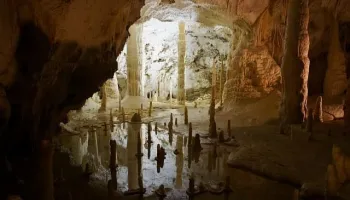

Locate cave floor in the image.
[54,101,350,200]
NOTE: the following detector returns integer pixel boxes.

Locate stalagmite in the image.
[149,101,152,117]
[324,17,347,97]
[170,81,173,105]
[170,113,173,125]
[280,0,310,127]
[99,84,107,112]
[314,96,323,122]
[209,62,217,138]
[127,25,141,97]
[157,80,160,100]
[175,118,178,126]
[119,95,122,111]
[184,106,188,125]
[127,113,142,190]
[219,61,224,107]
[109,140,118,189]
[177,21,186,105]
[168,122,173,145]
[147,122,152,143]
[123,24,149,109]
[110,109,114,130]
[122,107,125,126]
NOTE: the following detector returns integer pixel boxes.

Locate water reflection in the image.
[58,121,231,196]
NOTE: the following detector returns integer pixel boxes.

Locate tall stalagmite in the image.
[280,0,309,126]
[127,24,142,96]
[324,17,347,98]
[177,21,186,105]
[209,63,217,138]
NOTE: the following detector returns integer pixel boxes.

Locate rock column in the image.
[127,113,142,190]
[127,24,142,97]
[280,0,310,125]
[177,21,186,105]
[324,17,347,97]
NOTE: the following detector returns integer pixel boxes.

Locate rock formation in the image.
[128,113,142,190]
[177,21,186,105]
[280,0,310,126]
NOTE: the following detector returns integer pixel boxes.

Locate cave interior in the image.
[1,0,350,199]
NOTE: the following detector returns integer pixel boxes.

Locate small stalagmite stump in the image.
[194,102,197,108]
[314,96,323,122]
[164,122,166,127]
[149,101,153,117]
[175,118,178,126]
[184,106,188,125]
[122,107,125,124]
[193,134,202,152]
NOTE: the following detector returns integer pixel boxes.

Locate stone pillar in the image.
[127,24,142,96]
[124,24,149,109]
[177,21,186,105]
[127,113,142,190]
[280,0,309,125]
[324,17,347,97]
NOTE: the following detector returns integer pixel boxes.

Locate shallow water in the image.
[57,121,232,197]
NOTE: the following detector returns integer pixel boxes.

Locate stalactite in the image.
[177,21,186,105]
[280,0,309,127]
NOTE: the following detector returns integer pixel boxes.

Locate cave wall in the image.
[0,0,144,197]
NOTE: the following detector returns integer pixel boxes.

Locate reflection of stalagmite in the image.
[184,106,188,125]
[89,127,100,166]
[175,138,184,188]
[109,140,117,188]
[178,21,186,105]
[188,122,193,146]
[155,122,158,134]
[168,122,173,145]
[127,113,142,190]
[148,101,152,117]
